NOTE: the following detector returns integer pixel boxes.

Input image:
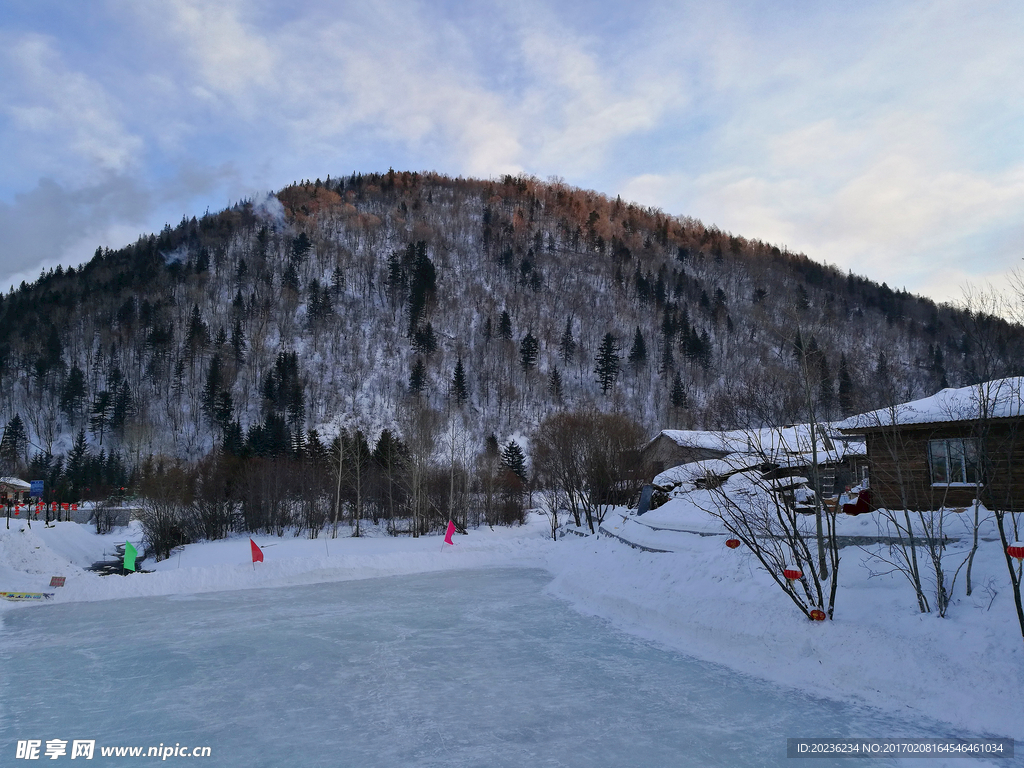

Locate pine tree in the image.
[413,323,438,355]
[520,331,539,372]
[0,414,27,472]
[548,367,563,401]
[501,440,527,482]
[231,318,246,363]
[451,357,468,405]
[203,354,223,417]
[659,339,674,376]
[670,372,689,410]
[595,332,620,395]
[498,310,513,340]
[627,326,647,373]
[88,391,112,445]
[111,381,134,433]
[559,317,576,364]
[838,353,855,415]
[409,358,426,395]
[60,365,87,421]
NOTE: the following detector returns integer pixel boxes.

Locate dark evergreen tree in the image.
[659,339,674,376]
[413,322,438,355]
[548,367,563,401]
[186,304,210,352]
[282,260,300,292]
[670,372,689,410]
[838,353,855,415]
[203,354,223,417]
[627,327,647,373]
[231,318,246,363]
[595,332,620,394]
[520,331,539,372]
[409,358,426,395]
[498,310,513,340]
[0,414,27,472]
[111,381,134,434]
[558,317,576,364]
[451,357,468,405]
[501,440,527,482]
[60,365,87,421]
[407,241,436,334]
[88,391,112,445]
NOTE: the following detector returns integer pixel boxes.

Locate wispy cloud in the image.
[0,0,1021,301]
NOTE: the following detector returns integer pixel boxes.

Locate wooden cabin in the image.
[837,378,1024,512]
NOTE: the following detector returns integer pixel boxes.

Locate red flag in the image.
[444,520,455,545]
[250,538,264,563]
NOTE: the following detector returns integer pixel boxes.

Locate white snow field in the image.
[1,509,1022,765]
[0,568,1003,768]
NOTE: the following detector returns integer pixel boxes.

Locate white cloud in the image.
[0,33,143,185]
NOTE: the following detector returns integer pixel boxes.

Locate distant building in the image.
[642,425,866,497]
[0,477,31,504]
[837,377,1024,512]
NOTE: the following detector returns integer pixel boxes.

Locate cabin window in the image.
[928,438,979,485]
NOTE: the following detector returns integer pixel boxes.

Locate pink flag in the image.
[444,520,455,545]
[250,539,264,563]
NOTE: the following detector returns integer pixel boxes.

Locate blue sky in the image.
[1,0,1022,304]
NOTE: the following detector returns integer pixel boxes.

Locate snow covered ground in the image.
[1,500,1022,754]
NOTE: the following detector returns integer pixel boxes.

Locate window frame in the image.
[927,437,980,486]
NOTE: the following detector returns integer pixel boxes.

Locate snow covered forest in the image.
[1,171,1022,544]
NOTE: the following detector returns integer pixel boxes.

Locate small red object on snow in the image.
[783,566,802,581]
[443,520,456,545]
[809,609,826,621]
[725,538,741,549]
[1008,542,1024,562]
[250,538,264,563]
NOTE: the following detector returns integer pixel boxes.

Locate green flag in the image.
[124,541,137,572]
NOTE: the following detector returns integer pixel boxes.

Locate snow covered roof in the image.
[836,377,1024,431]
[0,477,31,490]
[652,423,860,462]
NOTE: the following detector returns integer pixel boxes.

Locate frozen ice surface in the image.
[0,569,1010,767]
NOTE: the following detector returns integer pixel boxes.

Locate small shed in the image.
[837,377,1024,512]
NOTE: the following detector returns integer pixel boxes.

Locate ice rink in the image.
[0,568,1006,767]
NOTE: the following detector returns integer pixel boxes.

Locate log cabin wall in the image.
[862,419,1024,512]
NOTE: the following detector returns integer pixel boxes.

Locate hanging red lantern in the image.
[783,566,802,582]
[1008,542,1024,562]
[725,538,741,549]
[809,609,826,621]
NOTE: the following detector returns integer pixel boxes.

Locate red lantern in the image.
[783,566,802,582]
[1008,542,1024,562]
[725,538,741,549]
[809,609,826,621]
